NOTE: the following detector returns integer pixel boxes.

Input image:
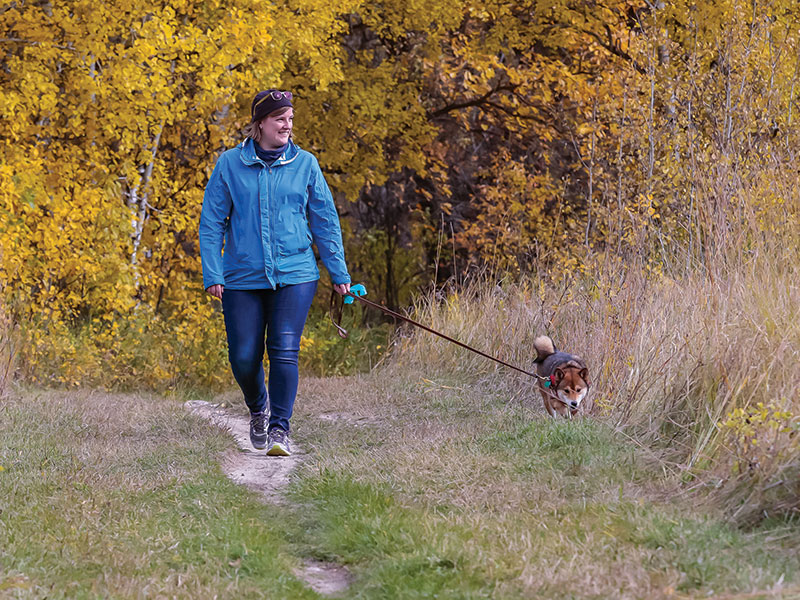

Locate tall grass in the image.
[386,243,800,524]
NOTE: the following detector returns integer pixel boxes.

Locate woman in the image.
[199,89,351,456]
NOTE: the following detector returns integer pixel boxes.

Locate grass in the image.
[2,377,799,598]
[290,375,800,599]
[383,254,800,524]
[0,388,317,599]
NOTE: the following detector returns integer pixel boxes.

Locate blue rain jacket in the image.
[199,138,351,290]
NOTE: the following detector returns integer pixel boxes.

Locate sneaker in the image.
[249,412,267,450]
[266,427,291,456]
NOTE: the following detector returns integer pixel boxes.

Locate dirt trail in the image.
[186,400,300,502]
[185,400,352,596]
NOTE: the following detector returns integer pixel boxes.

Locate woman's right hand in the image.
[206,284,224,299]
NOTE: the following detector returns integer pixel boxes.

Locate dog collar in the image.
[544,374,558,388]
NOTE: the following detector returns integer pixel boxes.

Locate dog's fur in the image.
[533,335,590,417]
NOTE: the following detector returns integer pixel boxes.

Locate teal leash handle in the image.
[343,283,367,305]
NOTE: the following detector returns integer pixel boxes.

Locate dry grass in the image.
[2,379,798,598]
[0,389,319,599]
[361,248,800,524]
[291,375,800,598]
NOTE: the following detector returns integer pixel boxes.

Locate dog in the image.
[533,335,590,417]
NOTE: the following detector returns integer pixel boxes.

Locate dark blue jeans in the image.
[221,281,317,432]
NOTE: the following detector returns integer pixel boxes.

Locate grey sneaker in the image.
[249,412,267,450]
[266,428,291,456]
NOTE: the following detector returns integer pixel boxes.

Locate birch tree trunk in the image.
[129,120,165,294]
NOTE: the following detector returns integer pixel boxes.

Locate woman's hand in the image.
[333,283,351,296]
[206,284,224,299]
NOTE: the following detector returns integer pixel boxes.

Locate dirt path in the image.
[186,400,301,503]
[185,400,352,597]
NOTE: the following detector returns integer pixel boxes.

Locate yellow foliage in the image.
[722,403,798,474]
[2,0,800,393]
[16,296,229,391]
[0,0,358,387]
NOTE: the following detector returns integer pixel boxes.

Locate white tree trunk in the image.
[129,120,165,293]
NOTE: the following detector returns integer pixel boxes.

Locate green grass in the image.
[291,375,800,599]
[291,474,492,599]
[0,389,316,599]
[2,379,799,598]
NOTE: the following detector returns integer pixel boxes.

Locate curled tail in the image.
[533,335,556,363]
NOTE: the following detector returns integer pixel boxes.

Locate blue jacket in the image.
[199,138,350,290]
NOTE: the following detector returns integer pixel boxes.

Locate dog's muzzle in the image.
[557,388,587,411]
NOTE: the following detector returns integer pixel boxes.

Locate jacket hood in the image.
[239,137,300,167]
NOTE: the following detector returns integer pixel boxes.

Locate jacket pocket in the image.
[277,210,312,256]
[280,231,312,256]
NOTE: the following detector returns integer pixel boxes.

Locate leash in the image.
[329,287,554,385]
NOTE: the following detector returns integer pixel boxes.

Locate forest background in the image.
[1,0,799,523]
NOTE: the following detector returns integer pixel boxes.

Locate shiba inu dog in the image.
[533,335,590,417]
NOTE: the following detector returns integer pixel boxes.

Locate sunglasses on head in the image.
[253,91,293,114]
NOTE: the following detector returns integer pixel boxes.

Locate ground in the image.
[1,376,798,598]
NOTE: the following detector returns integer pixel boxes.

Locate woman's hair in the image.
[243,106,293,143]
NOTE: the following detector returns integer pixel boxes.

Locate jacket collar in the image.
[239,138,300,167]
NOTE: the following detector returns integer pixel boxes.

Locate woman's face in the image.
[258,108,293,149]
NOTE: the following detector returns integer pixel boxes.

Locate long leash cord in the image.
[330,289,551,383]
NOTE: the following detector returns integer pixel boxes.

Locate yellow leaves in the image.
[11,294,230,391]
[722,401,798,475]
[300,335,315,352]
[1,0,797,392]
[467,6,493,22]
[1,0,311,333]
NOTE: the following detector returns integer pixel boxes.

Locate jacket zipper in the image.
[268,166,280,287]
[261,163,276,289]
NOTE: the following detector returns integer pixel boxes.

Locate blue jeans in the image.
[221,281,317,432]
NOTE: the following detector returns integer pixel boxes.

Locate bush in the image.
[15,298,230,393]
[9,291,391,392]
[300,303,392,377]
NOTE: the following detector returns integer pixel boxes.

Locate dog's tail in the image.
[533,335,556,363]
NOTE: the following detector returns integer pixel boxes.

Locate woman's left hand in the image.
[333,283,351,296]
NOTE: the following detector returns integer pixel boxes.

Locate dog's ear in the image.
[579,368,590,385]
[553,367,565,382]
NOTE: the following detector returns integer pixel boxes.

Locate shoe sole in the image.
[266,443,291,456]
